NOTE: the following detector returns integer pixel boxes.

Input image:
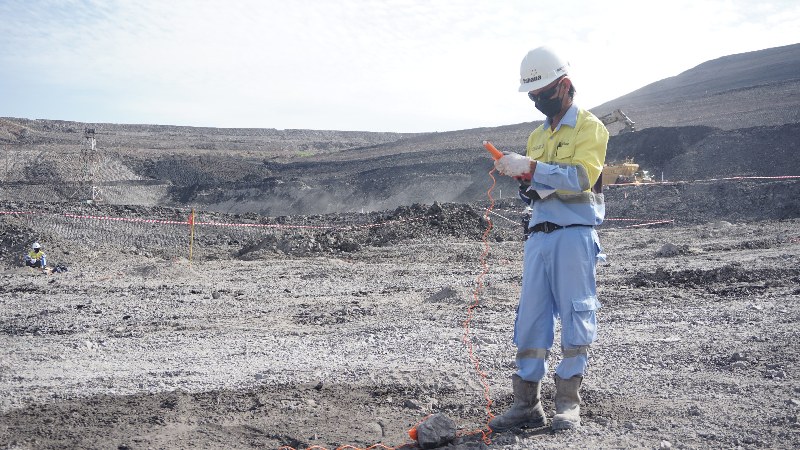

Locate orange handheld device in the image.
[483,140,504,160]
[485,140,533,181]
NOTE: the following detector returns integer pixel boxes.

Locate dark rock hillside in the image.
[0,44,799,218]
[591,43,800,130]
[605,123,800,181]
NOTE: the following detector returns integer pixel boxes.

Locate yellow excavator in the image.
[599,109,636,134]
[597,110,655,185]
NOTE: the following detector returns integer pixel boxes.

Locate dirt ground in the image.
[1,179,800,450]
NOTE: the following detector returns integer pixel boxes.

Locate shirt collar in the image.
[544,104,578,131]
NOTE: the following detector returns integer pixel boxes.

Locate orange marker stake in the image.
[483,140,504,161]
[408,426,418,441]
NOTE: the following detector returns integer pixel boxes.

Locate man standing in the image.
[490,46,609,432]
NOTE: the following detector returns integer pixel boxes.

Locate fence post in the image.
[188,208,195,263]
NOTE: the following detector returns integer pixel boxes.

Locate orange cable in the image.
[279,168,502,450]
[460,167,499,443]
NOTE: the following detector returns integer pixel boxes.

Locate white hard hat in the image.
[518,46,570,93]
[32,242,41,249]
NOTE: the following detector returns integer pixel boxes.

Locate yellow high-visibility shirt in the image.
[526,106,608,194]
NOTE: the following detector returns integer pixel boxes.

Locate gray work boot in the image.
[552,374,583,430]
[489,374,546,433]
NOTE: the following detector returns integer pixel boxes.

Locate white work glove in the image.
[494,152,532,177]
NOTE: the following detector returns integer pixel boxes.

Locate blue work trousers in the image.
[513,226,604,381]
[25,256,46,268]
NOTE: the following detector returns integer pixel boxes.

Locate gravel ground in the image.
[1,186,800,449]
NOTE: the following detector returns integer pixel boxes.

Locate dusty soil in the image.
[2,178,800,449]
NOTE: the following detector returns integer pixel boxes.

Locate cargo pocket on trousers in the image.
[571,296,601,345]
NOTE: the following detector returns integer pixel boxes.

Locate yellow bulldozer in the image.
[602,157,654,186]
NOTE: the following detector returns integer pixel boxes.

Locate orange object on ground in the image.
[483,141,504,160]
[408,426,418,440]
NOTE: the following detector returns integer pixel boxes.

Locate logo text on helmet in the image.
[522,75,542,83]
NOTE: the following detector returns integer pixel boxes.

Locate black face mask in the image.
[534,96,563,118]
[529,80,564,118]
[535,98,561,119]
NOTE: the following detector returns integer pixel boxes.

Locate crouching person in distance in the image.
[490,45,608,432]
[24,242,47,269]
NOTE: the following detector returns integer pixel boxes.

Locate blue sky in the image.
[1,0,798,132]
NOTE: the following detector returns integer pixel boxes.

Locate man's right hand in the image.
[494,153,534,178]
